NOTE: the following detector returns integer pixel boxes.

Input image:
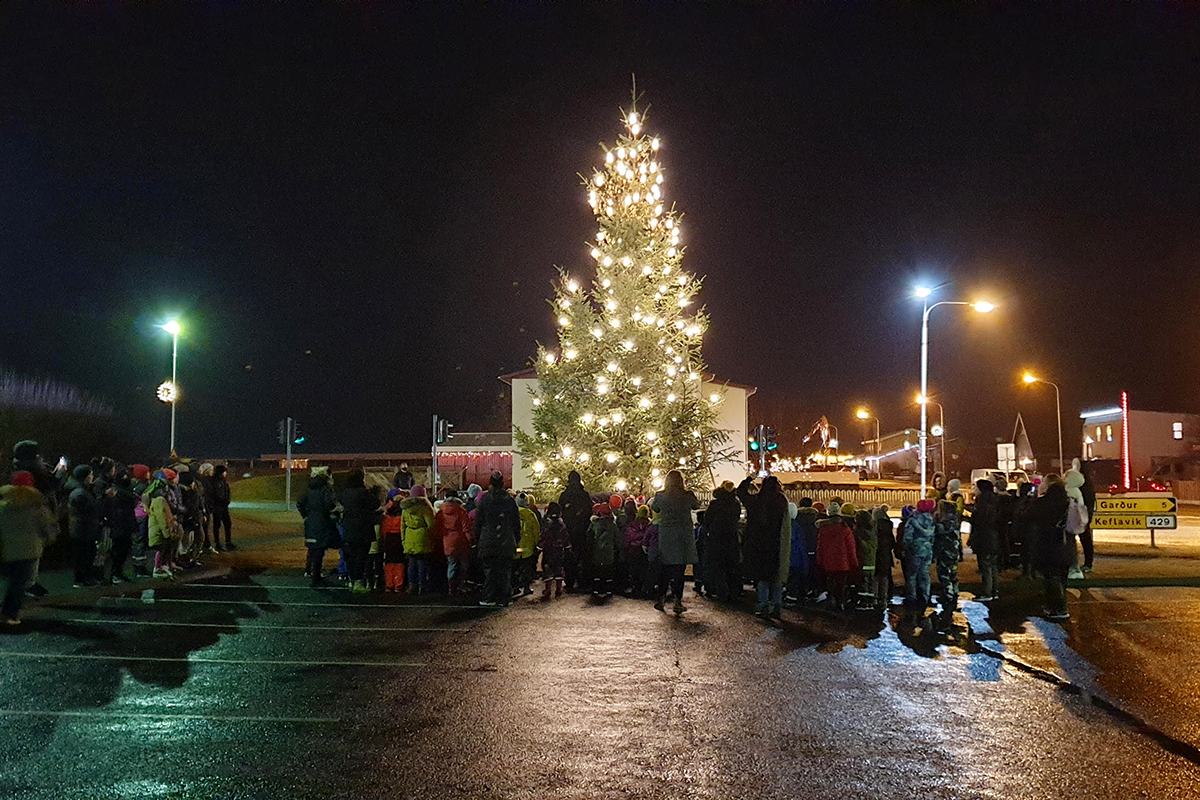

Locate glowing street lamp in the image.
[856,408,881,476]
[1023,372,1063,474]
[916,394,947,477]
[916,287,995,495]
[160,320,182,457]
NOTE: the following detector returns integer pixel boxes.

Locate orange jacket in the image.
[435,498,474,559]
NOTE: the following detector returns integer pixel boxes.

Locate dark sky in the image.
[3,3,1199,460]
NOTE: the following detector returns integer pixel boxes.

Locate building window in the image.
[1096,426,1102,441]
[1106,425,1113,442]
[1174,421,1184,440]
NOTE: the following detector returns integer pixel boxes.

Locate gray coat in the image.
[651,490,699,566]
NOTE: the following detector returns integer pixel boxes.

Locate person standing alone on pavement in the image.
[209,465,234,551]
[0,472,58,626]
[475,471,518,607]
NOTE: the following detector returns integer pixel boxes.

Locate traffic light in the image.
[278,419,287,445]
[749,431,760,451]
[436,417,454,445]
[764,426,778,452]
[292,421,306,445]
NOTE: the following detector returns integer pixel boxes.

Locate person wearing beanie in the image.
[702,481,743,603]
[587,502,619,598]
[0,471,58,624]
[814,496,858,611]
[736,475,788,619]
[145,474,181,579]
[378,489,407,592]
[967,480,1001,601]
[464,483,483,514]
[873,506,896,609]
[936,479,965,620]
[513,494,540,597]
[1032,478,1073,620]
[853,509,878,610]
[620,501,651,597]
[209,464,234,551]
[903,499,938,619]
[475,471,518,607]
[297,469,340,587]
[106,473,139,584]
[1063,468,1089,580]
[176,470,205,568]
[65,464,102,587]
[538,502,569,599]
[400,484,435,595]
[786,498,820,604]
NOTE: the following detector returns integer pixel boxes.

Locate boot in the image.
[673,599,687,615]
[448,578,459,597]
[541,581,552,600]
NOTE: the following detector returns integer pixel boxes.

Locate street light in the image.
[916,394,947,477]
[1023,372,1063,475]
[856,408,880,476]
[916,288,993,495]
[160,320,181,458]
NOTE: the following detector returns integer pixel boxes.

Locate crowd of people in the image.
[0,439,235,626]
[295,461,1094,626]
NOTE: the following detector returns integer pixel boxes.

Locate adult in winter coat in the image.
[392,463,415,491]
[208,464,234,551]
[474,472,519,606]
[538,502,570,599]
[341,470,382,593]
[557,471,592,592]
[651,470,700,614]
[12,441,64,599]
[816,503,859,610]
[1079,461,1097,573]
[0,472,58,625]
[297,472,341,586]
[1032,480,1072,620]
[967,480,1001,601]
[66,464,102,587]
[758,501,796,620]
[702,482,743,602]
[872,506,895,608]
[903,499,937,612]
[737,476,789,609]
[434,492,474,596]
[401,485,436,594]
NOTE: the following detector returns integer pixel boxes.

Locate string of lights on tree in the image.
[514,98,732,496]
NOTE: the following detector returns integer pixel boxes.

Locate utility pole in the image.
[431,414,439,491]
[758,424,767,477]
[285,416,293,508]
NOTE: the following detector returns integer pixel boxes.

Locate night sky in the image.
[3,4,1199,461]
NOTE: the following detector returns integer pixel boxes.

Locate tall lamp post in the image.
[161,320,181,458]
[856,408,880,476]
[917,395,947,476]
[1023,372,1063,474]
[916,287,994,495]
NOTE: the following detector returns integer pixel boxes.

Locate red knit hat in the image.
[162,468,178,482]
[592,502,611,517]
[131,464,151,481]
[10,471,34,488]
[609,494,622,509]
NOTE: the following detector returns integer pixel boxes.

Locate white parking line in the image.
[0,709,339,723]
[34,617,468,633]
[0,651,422,667]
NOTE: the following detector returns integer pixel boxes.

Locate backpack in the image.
[1067,498,1089,536]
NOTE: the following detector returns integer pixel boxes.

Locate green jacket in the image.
[587,514,619,568]
[0,485,58,562]
[401,497,436,555]
[516,506,539,560]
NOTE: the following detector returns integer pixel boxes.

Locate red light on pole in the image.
[1121,391,1130,490]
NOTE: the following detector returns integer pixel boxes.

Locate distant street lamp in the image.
[160,320,181,457]
[916,287,994,495]
[856,408,880,476]
[1023,372,1063,474]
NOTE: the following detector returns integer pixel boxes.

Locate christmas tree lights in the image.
[514,98,730,496]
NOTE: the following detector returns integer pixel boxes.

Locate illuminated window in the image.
[1095,426,1102,441]
[1173,421,1184,440]
[1106,425,1113,442]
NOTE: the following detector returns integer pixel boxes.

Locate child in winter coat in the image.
[401,485,436,594]
[538,502,570,599]
[815,505,859,610]
[873,506,895,608]
[642,513,662,600]
[434,491,473,597]
[588,503,619,597]
[622,505,651,598]
[904,499,937,612]
[380,490,406,592]
[854,508,877,609]
[514,495,540,597]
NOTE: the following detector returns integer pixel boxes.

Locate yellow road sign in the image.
[1095,496,1177,514]
[1092,514,1177,530]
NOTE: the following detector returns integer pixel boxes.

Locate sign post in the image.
[997,442,1016,473]
[1091,496,1177,549]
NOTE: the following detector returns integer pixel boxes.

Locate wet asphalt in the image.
[3,570,1200,799]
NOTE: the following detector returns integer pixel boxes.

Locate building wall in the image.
[1082,409,1200,477]
[509,376,750,492]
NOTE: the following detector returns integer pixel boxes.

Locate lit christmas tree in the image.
[514,98,731,497]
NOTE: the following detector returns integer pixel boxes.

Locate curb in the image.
[34,566,235,611]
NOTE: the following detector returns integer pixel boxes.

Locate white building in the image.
[500,369,755,492]
[1081,392,1200,482]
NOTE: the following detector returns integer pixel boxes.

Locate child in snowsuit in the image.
[904,499,937,612]
[815,504,858,610]
[873,505,895,608]
[588,503,619,597]
[380,490,406,592]
[538,502,570,599]
[401,485,436,594]
[854,508,877,609]
[622,505,651,598]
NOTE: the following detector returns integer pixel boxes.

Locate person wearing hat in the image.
[934,485,963,621]
[904,499,938,617]
[514,494,540,597]
[967,480,1001,602]
[474,471,518,607]
[587,502,619,598]
[1063,467,1089,580]
[737,475,788,619]
[65,464,102,587]
[0,472,58,625]
[401,485,436,595]
[11,441,65,600]
[378,488,407,592]
[129,465,153,577]
[556,471,592,593]
[701,481,742,603]
[815,500,858,611]
[297,468,341,587]
[209,464,234,551]
[434,489,473,597]
[146,473,180,579]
